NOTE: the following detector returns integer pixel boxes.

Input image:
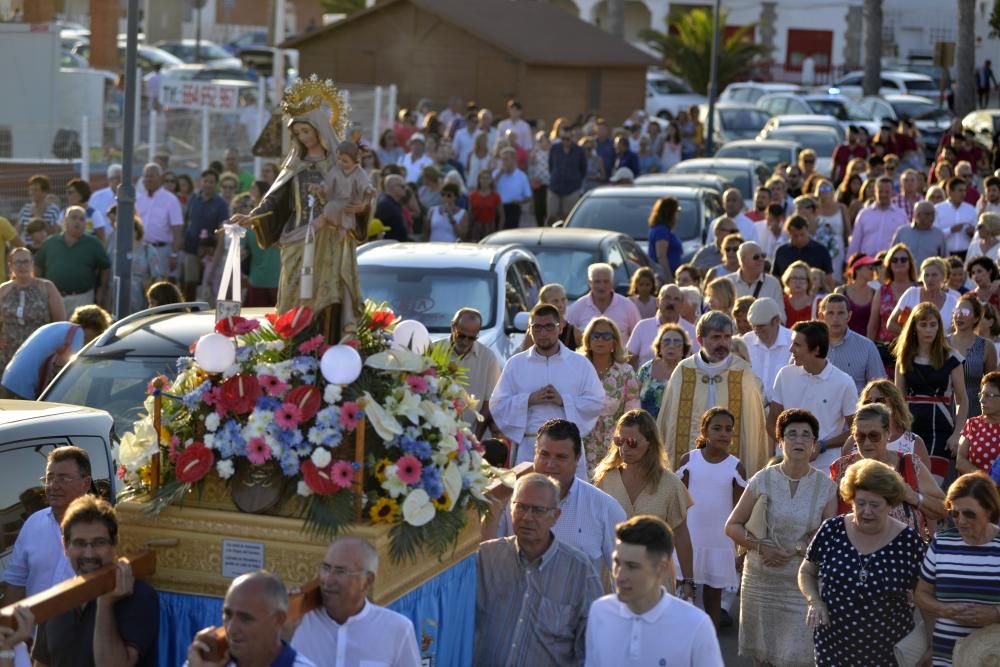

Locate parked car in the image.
[962,108,1000,143]
[154,39,243,69]
[714,139,800,171]
[701,104,773,147]
[144,63,257,85]
[667,158,771,202]
[225,29,269,55]
[759,114,846,143]
[480,228,663,300]
[756,94,878,134]
[646,70,707,120]
[757,126,837,176]
[72,42,184,72]
[357,242,541,362]
[829,70,938,98]
[560,185,722,261]
[720,82,806,104]
[859,94,953,162]
[0,400,117,579]
[634,172,732,194]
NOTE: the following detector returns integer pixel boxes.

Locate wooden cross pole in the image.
[353,417,366,522]
[150,377,165,493]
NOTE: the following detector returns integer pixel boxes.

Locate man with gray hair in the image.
[727,241,785,314]
[889,200,947,266]
[709,188,759,242]
[374,174,410,242]
[476,472,602,667]
[692,216,739,270]
[656,311,769,476]
[432,308,501,434]
[187,570,315,667]
[135,162,183,275]
[626,284,699,368]
[89,163,122,233]
[291,537,421,667]
[565,262,641,338]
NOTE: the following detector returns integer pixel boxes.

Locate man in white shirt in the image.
[490,304,605,476]
[727,241,786,315]
[397,133,434,184]
[493,147,532,228]
[451,109,479,167]
[89,163,121,232]
[768,320,858,468]
[755,203,788,261]
[935,176,977,256]
[135,162,183,275]
[431,308,501,435]
[496,99,533,150]
[494,419,627,578]
[741,298,793,402]
[291,537,421,667]
[586,516,723,667]
[565,263,642,339]
[626,284,697,368]
[708,188,758,242]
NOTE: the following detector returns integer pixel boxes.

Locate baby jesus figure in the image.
[307,140,374,237]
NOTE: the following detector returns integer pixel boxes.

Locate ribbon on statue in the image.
[301,195,317,301]
[217,222,247,304]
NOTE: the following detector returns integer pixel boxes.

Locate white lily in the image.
[442,462,462,511]
[381,466,410,498]
[118,427,158,472]
[402,488,436,527]
[359,392,403,441]
[395,390,423,425]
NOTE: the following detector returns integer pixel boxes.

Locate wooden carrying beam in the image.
[0,551,156,629]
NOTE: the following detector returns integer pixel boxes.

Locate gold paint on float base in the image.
[116,482,481,604]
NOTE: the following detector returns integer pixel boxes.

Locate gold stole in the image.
[676,366,745,462]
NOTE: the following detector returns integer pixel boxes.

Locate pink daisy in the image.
[203,386,221,406]
[423,367,438,378]
[246,437,272,465]
[457,431,467,454]
[405,375,428,394]
[168,436,181,463]
[259,375,289,397]
[275,403,302,430]
[340,402,360,429]
[395,455,423,485]
[344,339,360,350]
[330,460,355,489]
[298,334,325,354]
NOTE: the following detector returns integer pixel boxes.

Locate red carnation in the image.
[370,309,395,330]
[286,385,322,422]
[175,444,214,483]
[274,307,314,339]
[215,316,259,337]
[219,374,262,415]
[301,459,344,495]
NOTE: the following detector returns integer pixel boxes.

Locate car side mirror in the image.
[513,311,530,333]
[552,219,565,227]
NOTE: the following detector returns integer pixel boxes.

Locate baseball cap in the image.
[849,254,878,271]
[610,167,634,183]
[409,133,426,144]
[748,297,782,326]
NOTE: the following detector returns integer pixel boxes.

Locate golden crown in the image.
[280,74,350,137]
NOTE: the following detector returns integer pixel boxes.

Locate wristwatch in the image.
[795,542,805,557]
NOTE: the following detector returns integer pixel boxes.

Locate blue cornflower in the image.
[400,436,432,460]
[215,419,247,458]
[279,447,301,476]
[421,466,444,498]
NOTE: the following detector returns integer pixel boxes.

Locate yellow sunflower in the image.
[370,497,399,524]
[431,492,451,511]
[374,458,392,482]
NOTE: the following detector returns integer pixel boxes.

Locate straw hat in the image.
[952,625,1000,665]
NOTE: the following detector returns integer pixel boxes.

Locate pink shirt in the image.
[626,316,699,366]
[566,292,642,339]
[847,204,908,258]
[135,186,184,244]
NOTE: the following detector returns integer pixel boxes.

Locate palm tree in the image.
[862,0,881,96]
[956,0,976,114]
[641,9,770,95]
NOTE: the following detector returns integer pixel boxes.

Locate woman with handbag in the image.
[799,459,926,667]
[915,471,1000,666]
[725,409,838,666]
[829,403,946,539]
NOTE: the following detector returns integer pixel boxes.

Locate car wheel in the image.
[657,110,673,120]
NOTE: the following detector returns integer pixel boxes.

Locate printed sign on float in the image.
[221,539,265,579]
[160,81,242,112]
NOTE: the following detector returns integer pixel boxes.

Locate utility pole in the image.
[705,0,722,155]
[116,0,140,318]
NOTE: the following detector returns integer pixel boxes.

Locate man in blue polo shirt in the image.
[182,170,230,300]
[493,148,531,229]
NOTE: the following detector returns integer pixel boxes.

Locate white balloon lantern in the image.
[194,333,236,373]
[320,345,363,385]
[392,320,431,354]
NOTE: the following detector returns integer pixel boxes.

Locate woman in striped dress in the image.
[915,472,1000,666]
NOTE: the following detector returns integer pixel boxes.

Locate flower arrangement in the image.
[118,301,493,563]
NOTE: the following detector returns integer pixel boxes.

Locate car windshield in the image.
[42,357,177,436]
[715,145,790,169]
[529,248,600,300]
[649,77,694,95]
[771,130,838,155]
[719,109,769,131]
[358,267,495,333]
[568,195,700,242]
[165,42,232,60]
[805,99,870,121]
[674,165,751,198]
[904,79,938,94]
[890,99,948,121]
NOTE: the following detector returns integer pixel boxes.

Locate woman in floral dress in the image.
[0,247,65,376]
[637,323,690,419]
[579,316,640,476]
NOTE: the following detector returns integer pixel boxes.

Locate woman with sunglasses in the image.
[0,247,65,378]
[835,253,877,336]
[726,408,838,667]
[637,323,690,419]
[594,409,694,597]
[868,244,918,361]
[888,256,960,337]
[915,471,1000,666]
[957,371,1000,475]
[703,233,743,285]
[579,317,640,477]
[781,261,815,328]
[842,379,932,469]
[830,404,945,538]
[815,179,848,283]
[950,294,998,418]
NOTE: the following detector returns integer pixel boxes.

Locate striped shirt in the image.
[475,535,602,667]
[919,528,1000,666]
[16,202,61,237]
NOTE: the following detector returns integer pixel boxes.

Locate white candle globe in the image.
[194,333,236,373]
[320,345,363,385]
[391,320,431,354]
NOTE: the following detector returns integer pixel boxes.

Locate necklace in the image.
[776,463,810,482]
[857,552,876,584]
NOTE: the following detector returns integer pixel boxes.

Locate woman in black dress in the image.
[894,302,969,459]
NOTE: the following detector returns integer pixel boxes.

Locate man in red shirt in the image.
[832,126,869,185]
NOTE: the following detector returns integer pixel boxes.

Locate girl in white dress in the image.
[678,407,747,629]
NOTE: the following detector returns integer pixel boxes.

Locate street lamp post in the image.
[115,0,140,318]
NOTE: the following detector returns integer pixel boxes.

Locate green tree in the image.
[641,9,771,96]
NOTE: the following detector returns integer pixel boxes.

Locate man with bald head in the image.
[709,188,758,242]
[564,262,641,338]
[373,174,409,241]
[432,307,501,432]
[34,206,110,312]
[291,537,420,667]
[135,161,184,275]
[626,284,699,368]
[726,241,785,318]
[187,570,315,667]
[890,200,947,266]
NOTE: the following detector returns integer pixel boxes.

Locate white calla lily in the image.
[402,488,436,526]
[442,462,462,511]
[359,392,403,441]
